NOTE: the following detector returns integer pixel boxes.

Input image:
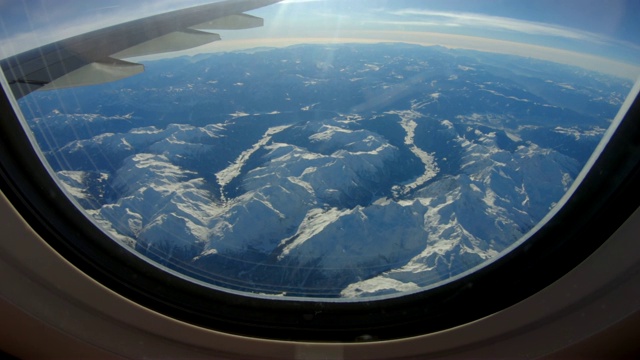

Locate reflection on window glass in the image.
[2,0,639,298]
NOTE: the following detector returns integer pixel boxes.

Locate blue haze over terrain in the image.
[20,43,631,297]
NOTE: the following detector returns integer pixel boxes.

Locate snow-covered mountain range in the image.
[21,43,630,297]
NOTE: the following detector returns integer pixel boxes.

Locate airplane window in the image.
[1,0,639,341]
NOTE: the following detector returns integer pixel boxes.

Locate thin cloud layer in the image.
[387,9,608,44]
[1,1,638,79]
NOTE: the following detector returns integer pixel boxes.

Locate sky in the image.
[1,0,639,79]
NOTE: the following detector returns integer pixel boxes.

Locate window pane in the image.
[2,0,639,299]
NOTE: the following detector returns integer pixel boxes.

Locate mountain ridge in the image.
[23,43,629,297]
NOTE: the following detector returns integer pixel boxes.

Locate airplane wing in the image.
[0,0,281,99]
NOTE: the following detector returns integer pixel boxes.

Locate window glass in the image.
[2,0,639,298]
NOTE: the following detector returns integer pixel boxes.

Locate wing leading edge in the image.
[1,0,281,99]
